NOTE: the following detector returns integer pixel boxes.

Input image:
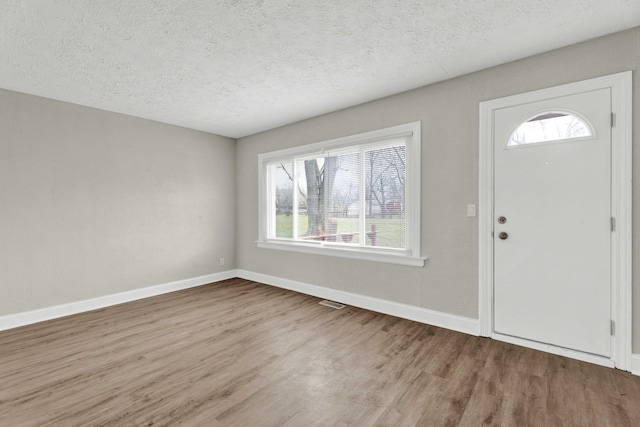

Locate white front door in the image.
[493,88,612,357]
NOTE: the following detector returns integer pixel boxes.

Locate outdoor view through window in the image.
[270,142,406,249]
[508,111,592,146]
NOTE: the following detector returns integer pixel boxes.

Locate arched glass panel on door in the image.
[508,111,593,146]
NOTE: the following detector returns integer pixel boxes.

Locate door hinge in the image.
[611,112,616,128]
[611,320,616,336]
[611,217,616,232]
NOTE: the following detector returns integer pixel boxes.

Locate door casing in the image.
[478,72,632,370]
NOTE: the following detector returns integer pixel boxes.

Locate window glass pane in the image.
[364,145,406,249]
[292,160,308,238]
[273,162,293,238]
[269,143,408,250]
[509,112,592,146]
[325,152,360,245]
[295,158,313,238]
[297,154,360,245]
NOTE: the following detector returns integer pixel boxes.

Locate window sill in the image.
[256,240,426,267]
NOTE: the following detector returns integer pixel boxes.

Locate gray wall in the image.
[0,89,236,316]
[237,28,640,351]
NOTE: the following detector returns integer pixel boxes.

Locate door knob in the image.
[499,232,508,240]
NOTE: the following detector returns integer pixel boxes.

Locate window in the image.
[258,122,424,267]
[508,111,593,146]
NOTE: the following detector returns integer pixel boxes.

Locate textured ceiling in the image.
[1,1,639,138]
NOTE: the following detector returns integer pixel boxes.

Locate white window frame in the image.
[257,121,425,267]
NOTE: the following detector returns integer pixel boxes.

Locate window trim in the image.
[257,121,425,267]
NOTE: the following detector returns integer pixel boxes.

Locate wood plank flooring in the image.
[1,278,639,426]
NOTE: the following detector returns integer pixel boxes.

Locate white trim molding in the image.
[0,270,237,332]
[479,71,633,371]
[631,354,640,376]
[256,240,426,267]
[237,269,480,336]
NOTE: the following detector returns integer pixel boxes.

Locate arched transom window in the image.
[508,111,593,146]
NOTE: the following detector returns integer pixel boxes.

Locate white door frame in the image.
[479,71,632,370]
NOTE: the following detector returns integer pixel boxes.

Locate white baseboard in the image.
[236,269,480,336]
[4,268,630,373]
[631,354,640,376]
[0,270,238,332]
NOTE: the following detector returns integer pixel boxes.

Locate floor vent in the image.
[319,300,346,309]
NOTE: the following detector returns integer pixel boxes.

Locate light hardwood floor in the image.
[1,278,639,426]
